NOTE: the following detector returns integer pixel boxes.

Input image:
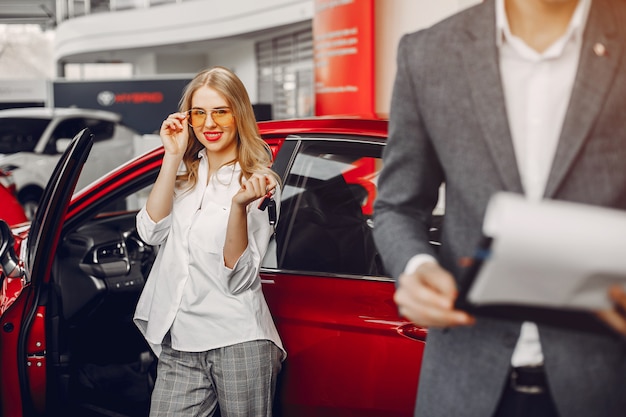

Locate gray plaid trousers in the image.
[150,339,283,417]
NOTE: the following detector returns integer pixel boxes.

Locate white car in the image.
[0,107,138,219]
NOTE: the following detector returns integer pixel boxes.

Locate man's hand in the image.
[394,261,475,328]
[596,285,626,336]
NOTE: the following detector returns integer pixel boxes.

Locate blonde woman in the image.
[134,66,284,417]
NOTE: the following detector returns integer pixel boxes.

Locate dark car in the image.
[0,119,434,417]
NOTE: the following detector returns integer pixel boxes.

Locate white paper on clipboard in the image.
[467,192,626,311]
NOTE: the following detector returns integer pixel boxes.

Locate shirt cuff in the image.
[138,206,171,228]
[404,254,438,275]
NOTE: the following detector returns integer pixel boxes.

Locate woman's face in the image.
[190,85,238,164]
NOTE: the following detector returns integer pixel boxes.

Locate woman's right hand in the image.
[160,112,189,157]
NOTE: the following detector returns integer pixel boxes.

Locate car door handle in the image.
[397,323,428,342]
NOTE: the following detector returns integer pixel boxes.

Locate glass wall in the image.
[256,28,314,120]
[58,0,187,22]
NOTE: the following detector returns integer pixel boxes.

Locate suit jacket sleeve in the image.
[373,32,445,280]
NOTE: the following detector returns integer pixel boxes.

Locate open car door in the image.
[0,128,94,417]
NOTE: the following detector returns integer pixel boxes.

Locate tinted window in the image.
[85,119,116,142]
[48,118,116,153]
[0,118,50,153]
[269,140,386,277]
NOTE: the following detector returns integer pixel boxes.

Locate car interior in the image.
[275,173,382,275]
[50,210,157,417]
[271,140,385,276]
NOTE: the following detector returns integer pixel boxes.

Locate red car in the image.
[0,169,27,226]
[0,119,429,417]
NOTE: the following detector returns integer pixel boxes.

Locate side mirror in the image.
[56,138,73,154]
[0,220,24,286]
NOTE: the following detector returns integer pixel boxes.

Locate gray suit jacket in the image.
[373,0,626,416]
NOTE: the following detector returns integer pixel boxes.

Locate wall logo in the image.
[97,90,116,106]
[97,90,164,106]
[115,92,163,104]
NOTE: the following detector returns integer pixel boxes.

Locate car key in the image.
[267,198,277,227]
[258,192,272,211]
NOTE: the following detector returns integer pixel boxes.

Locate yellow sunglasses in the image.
[187,108,233,127]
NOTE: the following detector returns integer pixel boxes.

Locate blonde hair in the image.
[176,66,278,189]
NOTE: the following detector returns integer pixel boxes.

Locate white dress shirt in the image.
[133,149,284,358]
[496,0,591,367]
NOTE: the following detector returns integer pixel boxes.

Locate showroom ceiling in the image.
[0,0,57,28]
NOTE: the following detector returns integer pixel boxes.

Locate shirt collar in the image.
[197,148,241,179]
[496,0,592,51]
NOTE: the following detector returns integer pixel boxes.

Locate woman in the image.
[133,66,284,417]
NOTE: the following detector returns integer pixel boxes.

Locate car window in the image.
[0,118,50,154]
[84,119,116,143]
[96,183,152,215]
[264,140,387,277]
[48,118,116,154]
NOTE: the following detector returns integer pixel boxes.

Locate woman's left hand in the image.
[233,173,277,208]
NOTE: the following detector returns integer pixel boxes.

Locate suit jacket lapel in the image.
[458,1,524,194]
[544,0,623,198]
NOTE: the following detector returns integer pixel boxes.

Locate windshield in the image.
[0,118,50,154]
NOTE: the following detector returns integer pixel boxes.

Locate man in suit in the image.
[373,0,626,416]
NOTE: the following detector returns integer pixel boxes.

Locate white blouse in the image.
[133,149,284,358]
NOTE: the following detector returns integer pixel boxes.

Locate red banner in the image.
[314,0,375,117]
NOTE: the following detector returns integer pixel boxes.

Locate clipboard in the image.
[454,236,615,336]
